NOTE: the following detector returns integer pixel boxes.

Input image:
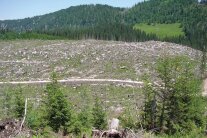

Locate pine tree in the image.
[156,56,206,135]
[14,87,25,118]
[70,108,92,136]
[2,88,12,117]
[92,97,107,130]
[141,56,206,135]
[142,76,157,130]
[45,72,72,135]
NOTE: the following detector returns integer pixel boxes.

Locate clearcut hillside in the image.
[0,40,201,82]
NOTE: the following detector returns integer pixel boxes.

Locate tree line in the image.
[0,23,159,42]
[0,0,207,50]
[125,0,207,50]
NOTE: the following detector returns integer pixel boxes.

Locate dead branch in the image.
[15,98,28,136]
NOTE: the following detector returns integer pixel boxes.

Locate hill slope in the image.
[0,0,199,31]
[125,0,197,24]
[0,4,124,31]
[0,40,200,81]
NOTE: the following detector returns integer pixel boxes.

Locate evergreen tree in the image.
[157,56,206,135]
[2,88,13,117]
[141,56,206,135]
[45,72,72,135]
[141,76,157,131]
[70,108,92,136]
[14,87,25,118]
[92,97,107,130]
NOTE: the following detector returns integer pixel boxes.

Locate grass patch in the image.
[133,23,184,39]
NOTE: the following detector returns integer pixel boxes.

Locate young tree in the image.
[159,56,206,134]
[2,87,13,117]
[69,87,93,136]
[14,87,25,118]
[141,76,157,131]
[70,108,92,136]
[142,56,206,135]
[92,97,107,130]
[45,72,72,135]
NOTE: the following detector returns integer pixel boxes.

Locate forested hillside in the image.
[0,0,207,50]
[126,0,207,49]
[125,0,197,24]
[0,4,124,31]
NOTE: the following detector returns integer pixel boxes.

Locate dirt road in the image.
[0,78,144,87]
[1,78,206,96]
[203,79,207,97]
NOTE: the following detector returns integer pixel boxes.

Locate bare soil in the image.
[0,40,201,82]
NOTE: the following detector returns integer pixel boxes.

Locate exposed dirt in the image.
[0,40,201,82]
[0,119,32,138]
[0,39,205,96]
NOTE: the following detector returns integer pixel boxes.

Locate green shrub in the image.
[92,97,107,130]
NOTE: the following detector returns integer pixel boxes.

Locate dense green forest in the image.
[0,4,124,31]
[0,23,158,42]
[0,31,65,40]
[0,0,207,49]
[126,0,207,49]
[38,23,158,42]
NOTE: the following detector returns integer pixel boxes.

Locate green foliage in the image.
[1,87,13,117]
[42,23,158,42]
[0,31,64,40]
[69,108,92,136]
[69,118,82,136]
[78,108,92,132]
[183,4,207,50]
[156,56,205,134]
[0,5,123,31]
[92,97,107,130]
[126,0,197,24]
[44,72,72,135]
[14,87,25,118]
[26,108,46,131]
[119,109,139,130]
[0,1,207,49]
[141,76,157,130]
[133,23,184,39]
[141,56,206,136]
[127,0,207,50]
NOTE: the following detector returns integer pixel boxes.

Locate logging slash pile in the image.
[0,119,32,138]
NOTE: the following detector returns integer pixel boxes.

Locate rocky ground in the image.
[0,40,201,82]
[0,40,205,136]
